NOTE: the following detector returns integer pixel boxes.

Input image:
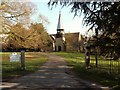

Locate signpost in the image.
[21,49,25,70]
[10,52,20,62]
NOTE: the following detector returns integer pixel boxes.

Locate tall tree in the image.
[1,0,52,51]
[48,1,120,59]
[3,23,52,51]
[29,23,52,51]
[1,0,36,34]
[5,23,30,50]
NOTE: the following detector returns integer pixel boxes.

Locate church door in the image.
[58,46,61,51]
[55,46,56,51]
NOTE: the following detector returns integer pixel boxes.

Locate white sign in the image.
[10,52,20,62]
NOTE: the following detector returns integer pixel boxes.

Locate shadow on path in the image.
[1,53,110,90]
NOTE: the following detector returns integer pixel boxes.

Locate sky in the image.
[30,0,90,35]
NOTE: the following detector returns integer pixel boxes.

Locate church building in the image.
[50,12,84,52]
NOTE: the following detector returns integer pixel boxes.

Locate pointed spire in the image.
[57,11,63,29]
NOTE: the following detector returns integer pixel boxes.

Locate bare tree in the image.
[1,0,36,34]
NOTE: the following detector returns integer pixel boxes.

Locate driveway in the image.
[1,53,109,90]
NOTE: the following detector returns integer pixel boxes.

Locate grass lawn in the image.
[52,52,120,90]
[1,52,48,81]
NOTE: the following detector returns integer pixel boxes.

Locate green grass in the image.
[1,52,48,81]
[52,52,120,90]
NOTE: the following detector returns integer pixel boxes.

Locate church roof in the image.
[57,11,63,29]
[50,32,84,41]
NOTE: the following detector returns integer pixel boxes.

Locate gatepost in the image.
[84,41,91,69]
[21,48,25,70]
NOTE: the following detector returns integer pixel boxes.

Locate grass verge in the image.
[1,52,48,81]
[52,52,120,90]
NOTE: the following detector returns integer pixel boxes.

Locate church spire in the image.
[57,11,63,29]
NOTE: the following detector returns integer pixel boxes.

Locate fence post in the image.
[95,47,98,68]
[109,59,112,74]
[95,28,98,68]
[118,60,120,75]
[21,49,25,70]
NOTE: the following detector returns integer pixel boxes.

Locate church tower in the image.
[55,11,66,51]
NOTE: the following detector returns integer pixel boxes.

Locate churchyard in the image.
[1,52,48,81]
[1,51,120,89]
[1,1,120,89]
[52,52,120,89]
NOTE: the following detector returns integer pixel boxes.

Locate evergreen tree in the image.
[48,1,120,59]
